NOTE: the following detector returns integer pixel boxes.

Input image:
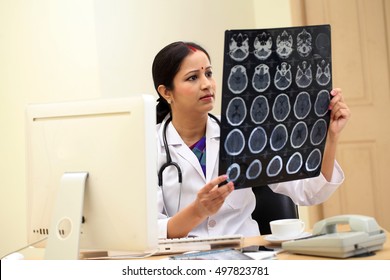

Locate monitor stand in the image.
[44,172,88,260]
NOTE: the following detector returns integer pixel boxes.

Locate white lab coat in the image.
[156,115,344,238]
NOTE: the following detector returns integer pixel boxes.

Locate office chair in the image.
[251,185,299,235]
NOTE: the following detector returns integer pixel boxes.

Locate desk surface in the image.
[20,229,390,260]
[244,234,390,260]
[147,229,390,260]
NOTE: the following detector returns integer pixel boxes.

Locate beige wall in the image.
[0,0,292,257]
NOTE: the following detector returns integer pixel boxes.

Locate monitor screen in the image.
[25,94,158,259]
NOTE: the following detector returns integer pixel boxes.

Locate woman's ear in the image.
[157,85,172,104]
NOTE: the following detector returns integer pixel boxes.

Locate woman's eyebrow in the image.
[184,65,213,76]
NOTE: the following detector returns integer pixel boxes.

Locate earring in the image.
[167,99,171,104]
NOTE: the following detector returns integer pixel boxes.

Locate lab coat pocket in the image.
[225,188,252,210]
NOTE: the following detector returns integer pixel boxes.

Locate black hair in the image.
[152,41,211,123]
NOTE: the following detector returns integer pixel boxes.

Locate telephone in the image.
[282,215,387,258]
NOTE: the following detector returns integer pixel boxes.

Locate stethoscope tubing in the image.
[158,113,220,216]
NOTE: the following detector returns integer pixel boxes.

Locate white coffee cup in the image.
[269,218,305,239]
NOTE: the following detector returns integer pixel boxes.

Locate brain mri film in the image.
[296,61,312,88]
[248,127,267,154]
[246,159,263,180]
[252,64,271,92]
[228,65,248,94]
[250,95,269,124]
[220,25,332,188]
[294,91,312,119]
[272,93,291,122]
[226,97,247,126]
[254,32,273,60]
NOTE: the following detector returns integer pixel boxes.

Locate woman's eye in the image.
[206,71,213,78]
[188,75,197,81]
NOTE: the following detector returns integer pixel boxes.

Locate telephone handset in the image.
[282,214,387,258]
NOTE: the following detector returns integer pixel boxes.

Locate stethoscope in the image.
[158,113,221,216]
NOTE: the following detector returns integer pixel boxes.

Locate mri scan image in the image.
[224,128,245,156]
[227,163,241,182]
[248,127,267,154]
[286,152,303,174]
[226,97,247,126]
[294,91,311,119]
[272,93,291,122]
[220,25,332,189]
[250,95,269,124]
[314,90,330,117]
[276,30,293,59]
[310,119,327,146]
[296,29,312,58]
[296,61,312,88]
[290,121,308,148]
[254,32,273,60]
[306,149,322,172]
[274,62,293,90]
[270,124,288,151]
[229,33,250,61]
[228,65,248,94]
[246,159,263,180]
[266,156,283,177]
[316,60,331,86]
[252,64,271,92]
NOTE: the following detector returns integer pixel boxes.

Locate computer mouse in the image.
[2,252,25,260]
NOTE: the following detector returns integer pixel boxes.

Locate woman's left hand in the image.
[328,88,351,140]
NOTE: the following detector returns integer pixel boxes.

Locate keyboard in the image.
[156,234,244,255]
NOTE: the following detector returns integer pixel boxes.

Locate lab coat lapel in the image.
[165,121,206,180]
[206,117,220,182]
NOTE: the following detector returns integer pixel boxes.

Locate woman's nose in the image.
[200,75,212,89]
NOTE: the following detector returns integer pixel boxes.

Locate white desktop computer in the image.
[25,94,158,259]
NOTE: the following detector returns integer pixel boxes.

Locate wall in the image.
[0,0,292,258]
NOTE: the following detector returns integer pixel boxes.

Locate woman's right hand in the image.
[166,175,234,238]
[193,175,234,219]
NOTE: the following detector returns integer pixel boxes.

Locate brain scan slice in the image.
[290,121,308,148]
[315,32,331,58]
[266,155,283,177]
[252,64,271,92]
[248,127,267,154]
[274,62,292,90]
[224,128,246,156]
[294,91,311,119]
[296,29,312,58]
[229,33,250,61]
[253,32,273,60]
[306,148,322,171]
[227,163,241,182]
[272,93,291,122]
[226,97,247,126]
[246,159,262,180]
[276,30,293,59]
[296,61,313,88]
[316,60,331,86]
[228,65,248,94]
[286,152,303,174]
[250,95,269,124]
[270,124,288,151]
[314,89,330,117]
[310,119,327,145]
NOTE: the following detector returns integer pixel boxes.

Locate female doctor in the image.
[152,41,351,239]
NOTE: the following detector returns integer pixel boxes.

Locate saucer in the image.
[264,232,312,244]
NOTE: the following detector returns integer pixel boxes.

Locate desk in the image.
[147,229,390,260]
[20,229,390,260]
[243,233,390,260]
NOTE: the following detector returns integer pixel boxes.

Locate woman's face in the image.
[169,50,216,117]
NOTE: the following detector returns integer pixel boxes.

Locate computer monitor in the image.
[25,94,158,259]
